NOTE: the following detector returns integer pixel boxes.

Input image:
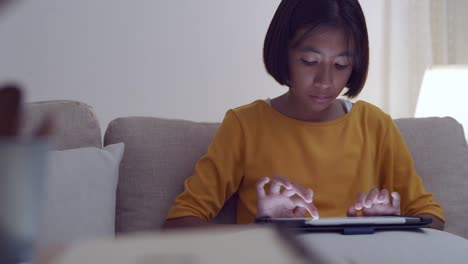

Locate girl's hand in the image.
[347,188,401,216]
[256,176,319,219]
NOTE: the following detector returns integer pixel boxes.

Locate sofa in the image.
[26,100,468,243]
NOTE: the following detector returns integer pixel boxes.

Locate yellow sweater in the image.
[167,100,445,223]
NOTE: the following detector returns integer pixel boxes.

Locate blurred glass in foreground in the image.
[0,140,49,263]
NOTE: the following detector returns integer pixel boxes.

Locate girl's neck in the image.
[270,93,347,122]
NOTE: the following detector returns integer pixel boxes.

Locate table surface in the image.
[298,228,468,263]
[38,227,468,264]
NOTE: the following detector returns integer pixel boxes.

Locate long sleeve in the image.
[166,110,245,221]
[380,119,445,221]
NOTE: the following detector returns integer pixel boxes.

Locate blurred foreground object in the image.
[0,0,15,16]
[0,84,53,263]
[0,84,54,138]
[0,140,49,263]
[52,226,320,264]
[0,84,21,137]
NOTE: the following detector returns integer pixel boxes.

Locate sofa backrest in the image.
[25,100,101,150]
[26,101,468,238]
[103,117,237,234]
[395,117,468,238]
[105,114,468,238]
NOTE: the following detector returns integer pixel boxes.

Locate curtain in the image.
[358,0,468,118]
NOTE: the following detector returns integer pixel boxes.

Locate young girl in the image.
[163,0,445,229]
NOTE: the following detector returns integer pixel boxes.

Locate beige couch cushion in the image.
[395,117,468,238]
[24,100,119,244]
[24,100,101,150]
[104,117,237,233]
[106,116,468,238]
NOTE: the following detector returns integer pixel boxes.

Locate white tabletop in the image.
[43,227,468,264]
[297,228,468,264]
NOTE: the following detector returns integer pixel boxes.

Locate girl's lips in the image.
[309,95,332,104]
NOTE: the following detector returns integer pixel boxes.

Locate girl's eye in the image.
[301,59,317,66]
[335,64,349,70]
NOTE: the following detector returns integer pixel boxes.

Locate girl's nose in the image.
[314,65,333,90]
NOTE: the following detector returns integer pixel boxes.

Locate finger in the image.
[364,188,380,208]
[256,177,270,199]
[271,176,293,189]
[391,192,401,213]
[292,207,307,217]
[347,205,358,217]
[269,176,293,195]
[377,189,390,205]
[269,180,283,194]
[292,197,319,219]
[293,183,313,203]
[281,187,313,203]
[281,188,295,197]
[354,192,367,210]
[282,182,313,202]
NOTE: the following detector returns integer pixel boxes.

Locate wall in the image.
[0,0,466,129]
[0,0,283,128]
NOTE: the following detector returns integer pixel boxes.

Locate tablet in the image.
[255,216,432,235]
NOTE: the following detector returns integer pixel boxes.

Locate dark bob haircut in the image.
[263,0,369,98]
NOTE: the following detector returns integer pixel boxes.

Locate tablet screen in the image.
[305,216,410,226]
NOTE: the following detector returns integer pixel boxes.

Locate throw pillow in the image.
[38,143,124,245]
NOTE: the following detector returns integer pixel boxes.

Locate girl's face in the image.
[287,25,354,114]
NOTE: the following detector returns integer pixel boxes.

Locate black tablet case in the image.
[255,216,432,235]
